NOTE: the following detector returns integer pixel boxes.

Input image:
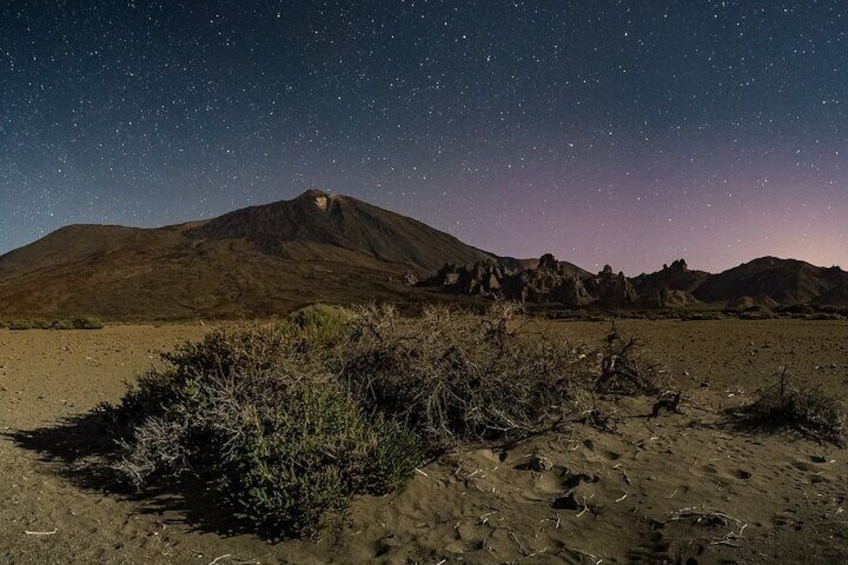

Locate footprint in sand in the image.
[790,460,818,472]
[732,469,753,480]
[533,467,567,494]
[689,462,753,481]
[530,465,599,494]
[581,439,622,463]
[698,463,718,475]
[775,457,837,486]
[600,449,622,462]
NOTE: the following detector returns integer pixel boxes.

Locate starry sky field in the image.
[1,1,845,273]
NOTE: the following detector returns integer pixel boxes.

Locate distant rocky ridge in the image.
[423,254,848,309]
[0,189,846,321]
[421,254,639,308]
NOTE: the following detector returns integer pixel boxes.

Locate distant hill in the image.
[692,256,848,306]
[632,259,710,295]
[426,254,848,309]
[0,190,495,320]
[2,191,846,321]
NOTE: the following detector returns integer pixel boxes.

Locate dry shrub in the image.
[593,328,665,396]
[340,303,585,450]
[6,317,103,330]
[93,304,648,539]
[735,367,847,447]
[101,322,421,539]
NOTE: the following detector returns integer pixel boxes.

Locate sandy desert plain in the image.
[0,317,846,565]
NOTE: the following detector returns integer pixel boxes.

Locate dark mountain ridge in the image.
[693,256,848,306]
[426,254,848,309]
[1,191,846,321]
[188,189,495,272]
[0,191,495,320]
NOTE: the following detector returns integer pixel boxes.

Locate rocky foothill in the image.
[421,253,644,307]
[423,251,848,311]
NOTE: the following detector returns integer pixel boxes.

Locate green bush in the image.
[102,322,420,538]
[94,304,608,539]
[72,317,104,330]
[280,303,353,346]
[215,386,418,536]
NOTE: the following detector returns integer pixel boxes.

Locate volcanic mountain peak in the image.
[293,188,333,211]
[187,190,494,271]
[0,190,502,320]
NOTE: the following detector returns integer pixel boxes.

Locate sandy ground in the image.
[0,320,846,564]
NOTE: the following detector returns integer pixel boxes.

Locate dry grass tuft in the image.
[731,367,847,447]
[339,303,587,450]
[592,327,665,396]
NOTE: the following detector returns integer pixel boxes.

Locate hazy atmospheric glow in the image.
[1,2,846,273]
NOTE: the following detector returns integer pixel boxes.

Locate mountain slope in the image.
[2,191,846,320]
[693,256,848,305]
[632,259,710,295]
[0,191,495,320]
[188,189,494,272]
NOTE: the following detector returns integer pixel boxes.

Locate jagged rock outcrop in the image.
[550,274,595,307]
[651,288,700,308]
[500,255,594,306]
[585,266,638,306]
[538,253,559,271]
[425,254,597,307]
[422,260,506,297]
[423,253,848,310]
[631,258,710,307]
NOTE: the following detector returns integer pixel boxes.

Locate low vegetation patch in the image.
[71,316,104,329]
[101,322,420,538]
[7,319,52,330]
[5,316,103,330]
[732,368,847,447]
[91,304,666,539]
[340,304,588,450]
[278,303,353,347]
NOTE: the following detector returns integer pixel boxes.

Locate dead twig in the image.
[669,507,743,527]
[508,530,529,556]
[24,528,57,536]
[668,507,748,547]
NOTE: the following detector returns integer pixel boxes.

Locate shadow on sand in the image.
[4,411,269,541]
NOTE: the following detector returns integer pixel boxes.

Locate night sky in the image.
[2,1,846,274]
